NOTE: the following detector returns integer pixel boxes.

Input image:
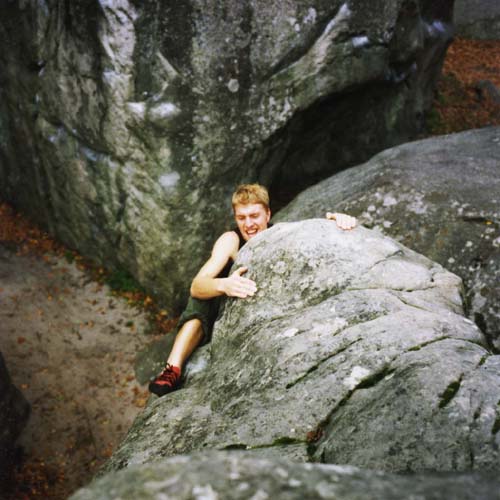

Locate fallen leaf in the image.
[133,398,147,408]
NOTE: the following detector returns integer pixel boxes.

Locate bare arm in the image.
[326,212,357,230]
[190,232,258,299]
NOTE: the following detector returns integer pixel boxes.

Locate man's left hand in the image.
[326,212,357,230]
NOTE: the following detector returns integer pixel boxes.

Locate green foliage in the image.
[106,267,142,293]
[424,107,445,135]
[438,73,467,105]
[64,250,75,263]
[492,401,500,435]
[439,378,462,409]
[435,90,447,105]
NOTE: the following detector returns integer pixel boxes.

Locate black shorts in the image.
[176,295,222,344]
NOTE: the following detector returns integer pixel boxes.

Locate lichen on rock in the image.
[454,0,500,39]
[0,0,454,310]
[71,451,500,500]
[276,127,500,350]
[101,220,500,475]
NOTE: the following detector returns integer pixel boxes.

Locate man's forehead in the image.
[233,203,268,215]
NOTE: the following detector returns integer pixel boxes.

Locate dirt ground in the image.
[0,243,159,498]
[0,200,177,499]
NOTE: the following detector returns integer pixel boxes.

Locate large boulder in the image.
[102,220,500,474]
[0,352,30,468]
[71,451,500,500]
[276,127,500,350]
[0,0,453,309]
[454,0,500,39]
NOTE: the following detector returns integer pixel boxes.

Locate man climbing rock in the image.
[149,184,356,397]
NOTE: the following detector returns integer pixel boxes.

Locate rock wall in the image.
[0,352,30,469]
[71,451,500,500]
[454,0,500,39]
[275,127,500,350]
[101,220,500,474]
[0,0,453,309]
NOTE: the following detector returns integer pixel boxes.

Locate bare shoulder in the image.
[216,230,239,244]
[212,231,240,259]
[194,231,240,280]
[215,230,239,247]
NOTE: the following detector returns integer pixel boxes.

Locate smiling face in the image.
[234,203,271,241]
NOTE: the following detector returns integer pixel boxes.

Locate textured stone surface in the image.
[71,451,500,500]
[0,0,453,309]
[0,352,30,467]
[276,128,500,349]
[102,220,500,474]
[454,0,500,39]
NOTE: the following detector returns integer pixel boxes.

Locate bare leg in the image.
[167,318,203,369]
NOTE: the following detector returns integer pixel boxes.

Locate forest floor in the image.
[0,36,499,500]
[424,37,500,135]
[0,206,176,499]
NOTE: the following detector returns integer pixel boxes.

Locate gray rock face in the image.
[0,352,30,467]
[276,128,500,350]
[0,0,453,309]
[102,220,500,474]
[454,0,500,39]
[71,451,500,500]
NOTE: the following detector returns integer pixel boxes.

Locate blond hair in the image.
[232,184,269,210]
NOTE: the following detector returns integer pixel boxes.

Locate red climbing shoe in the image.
[148,364,182,397]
